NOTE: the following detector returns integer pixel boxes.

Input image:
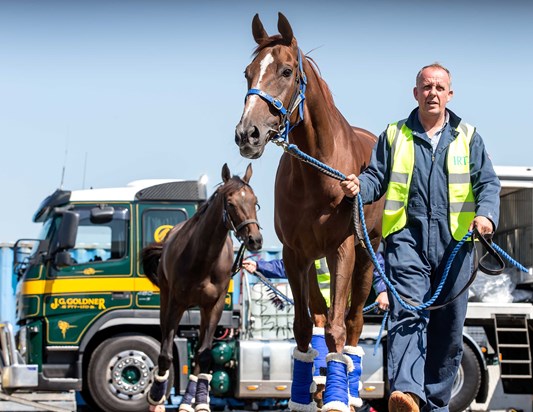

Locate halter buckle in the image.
[272,98,283,110]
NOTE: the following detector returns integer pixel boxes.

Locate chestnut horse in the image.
[235,13,383,412]
[142,164,262,412]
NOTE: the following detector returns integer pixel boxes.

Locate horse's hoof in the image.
[350,406,356,412]
[313,383,325,409]
[149,405,166,412]
[178,404,195,412]
[194,405,211,412]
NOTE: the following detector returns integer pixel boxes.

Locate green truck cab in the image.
[14,179,220,411]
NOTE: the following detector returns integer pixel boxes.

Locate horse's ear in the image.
[277,12,293,45]
[243,163,253,184]
[252,13,269,45]
[222,163,231,183]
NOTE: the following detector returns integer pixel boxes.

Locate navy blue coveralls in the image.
[358,108,500,411]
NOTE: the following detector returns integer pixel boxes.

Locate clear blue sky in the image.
[1,0,532,248]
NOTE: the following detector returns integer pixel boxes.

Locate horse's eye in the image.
[282,68,293,78]
[256,203,261,211]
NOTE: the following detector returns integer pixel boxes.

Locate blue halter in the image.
[245,48,307,144]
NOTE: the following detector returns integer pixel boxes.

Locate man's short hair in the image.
[416,63,452,87]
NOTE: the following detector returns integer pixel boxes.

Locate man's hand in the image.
[376,291,389,311]
[242,259,257,274]
[469,216,494,236]
[340,174,360,198]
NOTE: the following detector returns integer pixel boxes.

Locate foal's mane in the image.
[253,36,336,111]
[195,176,248,217]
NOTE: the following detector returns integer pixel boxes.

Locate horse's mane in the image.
[253,36,336,112]
[196,176,248,216]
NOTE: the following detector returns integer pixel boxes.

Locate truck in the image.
[1,167,533,411]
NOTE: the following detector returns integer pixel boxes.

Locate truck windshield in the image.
[69,207,129,264]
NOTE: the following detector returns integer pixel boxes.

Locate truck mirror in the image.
[91,206,115,224]
[54,211,79,253]
[54,250,75,268]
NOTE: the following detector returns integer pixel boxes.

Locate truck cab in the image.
[13,179,208,411]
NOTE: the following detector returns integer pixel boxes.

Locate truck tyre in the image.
[87,334,174,412]
[449,344,481,412]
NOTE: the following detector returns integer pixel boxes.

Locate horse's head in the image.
[235,12,304,159]
[220,163,263,251]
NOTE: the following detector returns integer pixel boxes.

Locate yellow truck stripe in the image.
[21,277,159,295]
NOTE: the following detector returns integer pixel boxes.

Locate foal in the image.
[142,163,262,412]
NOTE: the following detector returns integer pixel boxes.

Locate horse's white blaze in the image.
[241,190,245,197]
[243,52,274,118]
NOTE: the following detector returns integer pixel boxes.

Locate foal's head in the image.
[235,13,302,159]
[219,163,262,251]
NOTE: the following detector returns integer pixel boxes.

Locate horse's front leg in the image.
[284,249,317,412]
[308,264,328,408]
[149,286,185,411]
[343,241,377,411]
[322,237,355,412]
[189,290,228,412]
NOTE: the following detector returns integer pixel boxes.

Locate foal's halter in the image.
[222,191,260,243]
[245,48,307,146]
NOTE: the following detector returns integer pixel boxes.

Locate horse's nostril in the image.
[248,234,263,250]
[250,126,260,139]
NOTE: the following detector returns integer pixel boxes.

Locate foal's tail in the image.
[140,243,163,287]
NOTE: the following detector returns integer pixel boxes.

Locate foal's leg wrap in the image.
[311,327,328,385]
[322,353,353,412]
[344,345,365,408]
[178,374,198,412]
[288,347,318,412]
[194,373,212,412]
[147,367,170,406]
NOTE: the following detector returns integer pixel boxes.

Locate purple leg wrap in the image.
[181,375,197,406]
[311,328,327,379]
[194,373,211,411]
[148,378,168,405]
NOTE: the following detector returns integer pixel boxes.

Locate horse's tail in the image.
[140,243,163,287]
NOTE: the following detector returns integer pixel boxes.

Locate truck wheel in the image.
[449,344,481,412]
[87,334,174,412]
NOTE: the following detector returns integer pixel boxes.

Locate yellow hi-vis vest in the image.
[315,258,330,307]
[383,120,476,240]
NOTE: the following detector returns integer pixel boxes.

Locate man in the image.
[340,63,500,412]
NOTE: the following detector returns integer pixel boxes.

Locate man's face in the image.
[413,67,453,118]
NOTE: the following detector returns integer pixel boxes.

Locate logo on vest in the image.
[453,155,468,166]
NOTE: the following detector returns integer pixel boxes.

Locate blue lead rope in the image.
[273,140,529,354]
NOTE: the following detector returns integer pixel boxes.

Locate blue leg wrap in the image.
[179,375,197,411]
[344,346,365,408]
[322,353,351,412]
[289,348,318,412]
[194,373,211,412]
[311,328,328,383]
[148,369,169,406]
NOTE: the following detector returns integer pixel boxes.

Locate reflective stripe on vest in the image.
[382,120,414,238]
[382,121,475,240]
[448,122,476,240]
[315,258,330,306]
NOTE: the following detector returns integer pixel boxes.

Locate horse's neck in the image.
[193,196,230,259]
[292,65,344,160]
